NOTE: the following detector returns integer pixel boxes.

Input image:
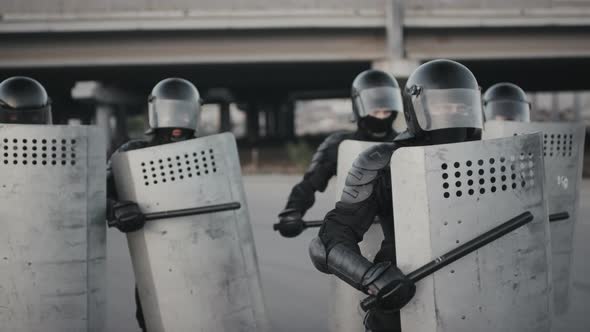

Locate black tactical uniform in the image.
[277,70,403,238]
[309,59,484,332]
[106,78,201,332]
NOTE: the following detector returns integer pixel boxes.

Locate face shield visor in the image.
[411,88,483,132]
[148,98,201,131]
[0,102,52,125]
[484,100,530,122]
[353,86,403,118]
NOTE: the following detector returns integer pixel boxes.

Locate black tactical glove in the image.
[361,262,416,312]
[276,208,305,238]
[107,200,146,233]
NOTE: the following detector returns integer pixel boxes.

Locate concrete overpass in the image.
[1,0,590,147]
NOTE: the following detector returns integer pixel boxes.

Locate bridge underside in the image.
[2,26,590,95]
[1,25,590,143]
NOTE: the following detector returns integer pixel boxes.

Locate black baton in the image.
[360,211,534,312]
[272,220,323,231]
[549,212,569,223]
[144,202,241,221]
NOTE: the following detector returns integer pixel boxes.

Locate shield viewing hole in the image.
[0,137,78,166]
[441,153,536,198]
[512,132,574,158]
[140,148,218,186]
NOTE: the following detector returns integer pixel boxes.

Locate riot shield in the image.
[0,124,106,332]
[111,132,269,332]
[391,133,552,332]
[484,120,585,319]
[329,140,383,332]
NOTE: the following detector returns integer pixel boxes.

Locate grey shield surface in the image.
[111,132,269,332]
[391,133,551,332]
[484,120,585,317]
[0,124,106,332]
[329,140,383,332]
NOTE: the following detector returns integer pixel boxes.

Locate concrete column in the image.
[264,105,278,138]
[573,93,582,121]
[94,104,114,155]
[246,103,260,143]
[377,0,419,79]
[112,105,129,149]
[386,0,405,60]
[551,94,560,121]
[283,101,296,140]
[219,102,232,133]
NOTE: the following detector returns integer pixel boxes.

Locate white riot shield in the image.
[484,120,585,317]
[392,133,552,332]
[0,124,106,332]
[329,140,383,332]
[111,132,268,332]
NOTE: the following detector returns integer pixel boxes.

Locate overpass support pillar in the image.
[372,59,419,79]
[94,104,115,155]
[246,103,260,143]
[378,0,419,79]
[278,101,296,140]
[219,102,232,133]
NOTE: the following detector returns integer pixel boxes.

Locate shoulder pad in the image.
[318,131,354,153]
[352,143,395,171]
[345,167,378,187]
[114,139,149,154]
[308,131,353,171]
[341,182,374,204]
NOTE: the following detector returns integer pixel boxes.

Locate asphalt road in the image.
[106,176,590,332]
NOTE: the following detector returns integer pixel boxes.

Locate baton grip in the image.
[549,212,569,223]
[144,202,241,221]
[360,211,534,312]
[272,220,323,231]
[360,296,377,312]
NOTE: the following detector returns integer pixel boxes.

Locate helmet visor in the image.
[149,99,200,131]
[413,88,483,132]
[484,100,530,122]
[355,87,403,117]
[0,105,52,125]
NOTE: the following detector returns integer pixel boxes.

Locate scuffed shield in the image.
[391,133,552,332]
[111,132,269,332]
[484,120,585,317]
[0,124,106,332]
[329,140,383,332]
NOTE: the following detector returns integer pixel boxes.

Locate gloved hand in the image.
[361,262,416,312]
[107,200,146,233]
[276,208,305,238]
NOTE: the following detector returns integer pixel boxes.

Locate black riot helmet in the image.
[483,82,530,122]
[401,59,482,144]
[147,78,201,142]
[0,76,52,125]
[351,70,403,138]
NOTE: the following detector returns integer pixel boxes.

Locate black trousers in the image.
[364,309,401,332]
[135,286,147,332]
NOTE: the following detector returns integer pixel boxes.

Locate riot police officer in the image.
[0,76,52,124]
[309,59,484,332]
[107,77,201,331]
[276,69,404,238]
[483,82,530,122]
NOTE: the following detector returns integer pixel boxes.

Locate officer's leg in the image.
[135,286,147,332]
[364,309,401,332]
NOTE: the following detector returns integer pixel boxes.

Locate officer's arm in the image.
[283,134,342,215]
[106,159,118,201]
[105,141,147,232]
[309,144,395,292]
